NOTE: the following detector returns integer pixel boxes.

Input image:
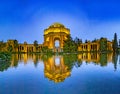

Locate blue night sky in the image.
[0,0,120,43]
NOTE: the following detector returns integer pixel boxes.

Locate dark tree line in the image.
[63,33,119,53]
[113,33,118,52]
[63,35,82,53]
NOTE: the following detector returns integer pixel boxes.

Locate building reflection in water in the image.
[78,53,113,66]
[44,56,71,83]
[0,53,119,83]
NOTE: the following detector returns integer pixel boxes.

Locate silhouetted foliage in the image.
[100,53,107,66]
[0,52,11,71]
[0,41,6,51]
[41,46,53,54]
[63,35,78,53]
[63,54,80,70]
[119,39,120,48]
[7,45,13,52]
[0,61,11,72]
[99,38,107,52]
[92,38,97,42]
[112,33,118,52]
[0,52,12,61]
[14,40,19,48]
[34,40,39,51]
[85,39,88,43]
[112,53,118,71]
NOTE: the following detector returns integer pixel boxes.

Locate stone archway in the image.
[54,40,60,48]
[54,37,60,52]
[43,23,70,52]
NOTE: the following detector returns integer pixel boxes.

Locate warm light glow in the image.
[44,23,70,35]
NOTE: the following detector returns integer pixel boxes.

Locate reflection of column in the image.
[78,53,100,63]
[87,53,91,62]
[11,54,19,67]
[23,54,28,64]
[107,53,113,62]
[78,54,82,60]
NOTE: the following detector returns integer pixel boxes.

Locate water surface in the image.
[0,53,120,94]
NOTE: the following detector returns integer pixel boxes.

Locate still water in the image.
[0,53,120,94]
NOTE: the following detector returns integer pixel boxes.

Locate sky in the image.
[0,0,120,44]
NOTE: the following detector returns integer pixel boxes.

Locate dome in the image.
[44,22,70,35]
[49,22,65,28]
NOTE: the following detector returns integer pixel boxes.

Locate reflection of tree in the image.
[11,54,19,68]
[0,61,11,72]
[119,54,120,64]
[63,54,82,70]
[75,59,82,68]
[41,54,53,62]
[100,53,107,66]
[112,53,118,71]
[33,54,39,67]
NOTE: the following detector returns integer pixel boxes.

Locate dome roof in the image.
[44,22,70,35]
[49,22,65,28]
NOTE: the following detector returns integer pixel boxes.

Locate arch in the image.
[43,23,70,52]
[55,56,60,66]
[54,37,60,47]
[54,40,60,47]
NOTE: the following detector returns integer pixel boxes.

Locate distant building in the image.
[1,23,70,53]
[78,38,113,52]
[0,23,113,52]
[43,23,70,52]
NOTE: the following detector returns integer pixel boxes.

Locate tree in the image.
[112,33,118,52]
[92,38,97,42]
[34,40,38,52]
[119,39,120,48]
[0,41,4,51]
[99,37,107,52]
[14,40,18,52]
[7,45,13,52]
[74,37,82,47]
[85,39,88,43]
[41,46,52,53]
[0,41,6,51]
[63,35,77,53]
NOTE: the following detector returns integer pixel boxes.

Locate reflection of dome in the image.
[44,22,70,35]
[44,56,71,83]
[45,69,71,83]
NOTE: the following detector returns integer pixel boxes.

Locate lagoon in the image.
[0,53,120,94]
